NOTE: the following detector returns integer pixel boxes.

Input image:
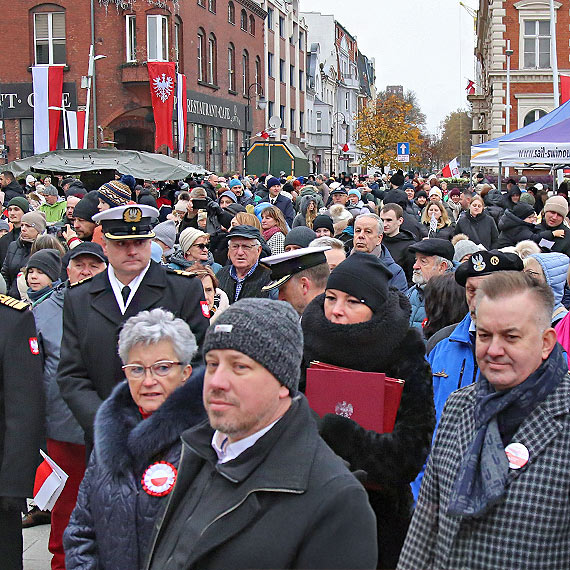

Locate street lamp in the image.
[244,82,267,174]
[330,111,347,177]
[82,45,106,149]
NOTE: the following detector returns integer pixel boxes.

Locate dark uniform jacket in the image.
[146,395,378,570]
[57,261,209,445]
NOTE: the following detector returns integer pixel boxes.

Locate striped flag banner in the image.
[63,110,86,149]
[32,65,64,154]
[177,73,187,153]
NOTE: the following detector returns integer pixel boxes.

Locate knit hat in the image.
[228,179,243,190]
[26,175,36,185]
[8,196,29,213]
[219,190,237,204]
[119,174,137,191]
[265,177,281,190]
[179,227,207,253]
[153,220,177,255]
[519,192,536,206]
[390,171,405,187]
[283,226,316,249]
[26,249,61,282]
[174,199,189,213]
[21,211,47,234]
[40,184,58,197]
[203,298,303,392]
[429,188,443,199]
[453,239,485,263]
[449,188,461,198]
[98,181,132,207]
[327,252,393,313]
[544,195,569,217]
[512,203,536,220]
[0,220,9,232]
[348,189,361,200]
[73,192,100,222]
[415,190,428,200]
[312,214,335,234]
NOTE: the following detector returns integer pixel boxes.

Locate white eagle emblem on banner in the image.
[153,73,174,103]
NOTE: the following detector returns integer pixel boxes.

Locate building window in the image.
[279,15,285,38]
[298,69,304,91]
[299,30,304,51]
[20,119,34,158]
[280,104,285,126]
[228,43,236,91]
[197,0,205,6]
[249,15,255,36]
[268,53,274,77]
[208,33,217,84]
[279,59,285,82]
[523,108,547,126]
[345,92,349,111]
[227,129,237,171]
[147,15,168,61]
[210,126,222,172]
[125,15,136,62]
[523,19,550,69]
[300,111,304,133]
[290,108,295,131]
[194,124,206,167]
[240,9,248,31]
[197,28,206,81]
[267,7,273,29]
[228,1,235,24]
[208,0,216,13]
[34,12,66,65]
[242,50,249,95]
[316,111,322,133]
[290,64,295,87]
[268,101,274,119]
[255,56,261,88]
[174,20,181,63]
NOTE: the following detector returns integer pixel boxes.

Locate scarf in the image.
[447,343,567,517]
[28,279,61,306]
[262,226,281,241]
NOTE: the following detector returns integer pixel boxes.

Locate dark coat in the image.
[64,370,206,570]
[3,180,25,203]
[260,193,296,227]
[0,299,44,504]
[1,238,32,297]
[217,263,272,303]
[382,230,417,284]
[302,292,435,569]
[146,396,378,570]
[57,261,209,445]
[532,220,570,257]
[420,223,455,241]
[454,211,498,250]
[497,210,540,248]
[137,188,158,208]
[0,226,21,267]
[178,200,233,235]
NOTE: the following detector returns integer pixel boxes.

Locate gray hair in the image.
[433,255,454,272]
[355,213,384,235]
[118,308,197,365]
[310,236,345,250]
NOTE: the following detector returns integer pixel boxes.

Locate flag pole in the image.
[550,0,559,106]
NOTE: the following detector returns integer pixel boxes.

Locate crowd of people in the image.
[1,165,570,570]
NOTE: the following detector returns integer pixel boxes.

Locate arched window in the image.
[228,1,235,24]
[208,33,217,84]
[242,49,249,95]
[208,0,216,13]
[228,43,236,92]
[255,56,261,88]
[523,108,547,127]
[197,28,206,81]
[240,9,247,31]
[249,15,255,36]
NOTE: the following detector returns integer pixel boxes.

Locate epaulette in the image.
[70,276,94,287]
[167,269,196,278]
[0,294,29,311]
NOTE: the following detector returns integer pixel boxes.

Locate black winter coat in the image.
[496,210,540,248]
[64,370,206,570]
[1,238,32,297]
[454,211,498,249]
[217,263,272,303]
[532,220,570,257]
[302,292,435,569]
[3,180,25,203]
[382,230,417,284]
[0,226,21,267]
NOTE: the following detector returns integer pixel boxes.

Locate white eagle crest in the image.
[335,401,354,419]
[153,73,174,103]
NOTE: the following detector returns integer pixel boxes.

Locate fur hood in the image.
[93,367,206,477]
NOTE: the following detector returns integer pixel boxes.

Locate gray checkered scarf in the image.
[447,343,566,518]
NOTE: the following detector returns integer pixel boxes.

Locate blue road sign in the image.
[397,142,410,156]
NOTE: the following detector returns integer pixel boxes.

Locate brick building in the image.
[469,0,570,146]
[0,0,267,174]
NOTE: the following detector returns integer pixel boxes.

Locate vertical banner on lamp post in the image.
[177,73,187,153]
[147,62,176,151]
[32,65,64,153]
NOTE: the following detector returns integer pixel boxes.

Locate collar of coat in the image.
[93,367,206,477]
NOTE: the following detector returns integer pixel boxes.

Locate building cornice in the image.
[236,0,267,19]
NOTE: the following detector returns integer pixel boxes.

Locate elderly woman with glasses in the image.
[168,227,222,274]
[64,308,205,570]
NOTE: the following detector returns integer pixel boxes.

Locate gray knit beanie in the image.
[203,298,303,392]
[453,239,485,263]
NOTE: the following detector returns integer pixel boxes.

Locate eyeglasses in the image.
[192,243,209,250]
[122,360,184,379]
[229,243,258,252]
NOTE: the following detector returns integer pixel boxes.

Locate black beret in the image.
[408,238,455,262]
[455,250,523,286]
[512,203,535,220]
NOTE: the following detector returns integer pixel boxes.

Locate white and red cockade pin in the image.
[505,442,529,470]
[141,462,177,496]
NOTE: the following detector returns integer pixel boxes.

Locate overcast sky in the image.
[302,0,478,135]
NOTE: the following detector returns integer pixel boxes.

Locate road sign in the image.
[397,142,409,163]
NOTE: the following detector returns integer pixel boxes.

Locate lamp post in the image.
[505,40,513,135]
[330,111,347,177]
[244,82,267,175]
[82,45,106,149]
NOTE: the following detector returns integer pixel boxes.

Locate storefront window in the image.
[227,129,237,172]
[194,124,206,168]
[210,126,222,173]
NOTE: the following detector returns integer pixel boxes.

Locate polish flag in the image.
[32,65,65,154]
[465,80,475,95]
[177,73,187,153]
[63,110,86,149]
[33,451,68,511]
[561,75,570,105]
[147,62,176,151]
[441,157,460,178]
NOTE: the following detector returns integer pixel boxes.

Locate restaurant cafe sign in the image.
[186,89,248,131]
[0,82,77,118]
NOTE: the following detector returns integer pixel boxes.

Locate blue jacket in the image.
[407,285,425,329]
[530,252,569,323]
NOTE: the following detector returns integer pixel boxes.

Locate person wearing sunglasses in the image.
[168,227,222,274]
[64,308,205,570]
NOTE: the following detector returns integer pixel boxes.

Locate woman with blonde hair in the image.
[454,194,499,249]
[420,200,454,240]
[260,205,288,255]
[231,211,262,232]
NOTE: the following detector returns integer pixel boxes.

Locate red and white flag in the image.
[561,75,570,105]
[63,109,86,150]
[32,65,64,154]
[33,450,68,511]
[465,80,475,95]
[147,62,176,151]
[177,73,187,153]
[441,157,460,178]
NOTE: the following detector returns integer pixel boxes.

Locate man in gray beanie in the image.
[147,298,378,570]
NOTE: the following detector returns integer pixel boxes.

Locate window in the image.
[267,7,273,29]
[298,69,304,91]
[523,20,550,68]
[147,15,168,61]
[249,15,255,36]
[227,129,237,172]
[279,16,285,38]
[228,43,236,91]
[279,59,285,82]
[125,15,136,62]
[208,34,217,84]
[268,101,274,119]
[290,108,295,130]
[197,0,205,6]
[242,50,249,96]
[255,56,261,88]
[20,119,34,158]
[197,28,206,81]
[194,124,206,167]
[316,111,322,133]
[268,53,274,77]
[174,20,181,63]
[210,127,222,172]
[345,92,349,111]
[290,64,295,87]
[300,111,304,133]
[241,9,248,31]
[208,0,216,13]
[228,1,235,24]
[299,30,304,51]
[280,104,285,126]
[523,108,547,126]
[34,12,66,65]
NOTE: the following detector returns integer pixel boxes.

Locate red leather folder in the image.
[306,362,404,433]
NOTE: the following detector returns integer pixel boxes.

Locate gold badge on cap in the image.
[490,255,499,266]
[123,207,142,223]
